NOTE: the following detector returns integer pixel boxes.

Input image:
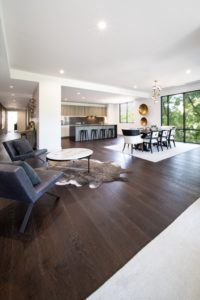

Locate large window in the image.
[161,90,200,143]
[119,102,135,123]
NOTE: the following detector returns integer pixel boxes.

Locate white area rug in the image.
[105,142,200,162]
[87,198,200,300]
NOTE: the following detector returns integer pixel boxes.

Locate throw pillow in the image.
[13,139,33,155]
[14,161,41,186]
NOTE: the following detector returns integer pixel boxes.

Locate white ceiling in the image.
[61,86,138,104]
[1,0,200,108]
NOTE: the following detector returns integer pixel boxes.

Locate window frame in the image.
[119,102,135,123]
[161,89,200,144]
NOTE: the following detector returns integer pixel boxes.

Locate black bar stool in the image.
[108,128,114,138]
[91,129,98,140]
[99,128,107,139]
[80,129,89,141]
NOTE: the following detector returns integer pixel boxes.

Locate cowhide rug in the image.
[47,159,129,189]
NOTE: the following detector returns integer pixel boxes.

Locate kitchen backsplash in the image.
[61,116,105,125]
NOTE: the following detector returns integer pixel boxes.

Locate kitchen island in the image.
[70,124,117,142]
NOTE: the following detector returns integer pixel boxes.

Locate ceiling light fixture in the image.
[186,69,191,74]
[59,69,64,74]
[9,85,14,89]
[11,93,15,96]
[133,85,137,89]
[152,80,161,103]
[77,92,80,95]
[97,20,107,30]
[81,96,86,99]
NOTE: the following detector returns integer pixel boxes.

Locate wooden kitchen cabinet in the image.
[61,105,107,117]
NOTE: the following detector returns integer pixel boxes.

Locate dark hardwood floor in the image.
[0,134,200,300]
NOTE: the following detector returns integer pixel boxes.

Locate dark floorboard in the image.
[0,135,200,299]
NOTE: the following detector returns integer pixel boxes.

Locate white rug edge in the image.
[87,197,200,299]
[104,142,200,163]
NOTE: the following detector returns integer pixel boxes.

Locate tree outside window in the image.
[120,102,135,123]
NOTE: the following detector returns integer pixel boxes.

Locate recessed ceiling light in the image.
[133,85,137,89]
[64,98,68,101]
[59,69,64,74]
[11,93,15,96]
[77,92,81,95]
[186,69,191,74]
[97,20,107,30]
[81,96,86,100]
[9,85,14,89]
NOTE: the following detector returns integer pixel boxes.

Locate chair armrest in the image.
[33,149,47,156]
[33,169,63,200]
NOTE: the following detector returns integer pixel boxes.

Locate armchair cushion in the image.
[14,161,41,186]
[13,139,33,155]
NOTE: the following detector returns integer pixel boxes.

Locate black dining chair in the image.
[168,127,176,148]
[142,130,159,153]
[158,130,169,151]
[122,129,143,153]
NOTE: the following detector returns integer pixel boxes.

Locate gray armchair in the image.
[3,139,47,163]
[0,163,63,233]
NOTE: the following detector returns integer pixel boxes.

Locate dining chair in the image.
[168,127,176,148]
[159,130,169,151]
[142,130,159,153]
[122,129,143,153]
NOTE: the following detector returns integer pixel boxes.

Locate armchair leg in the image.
[19,203,34,233]
[46,192,60,201]
[19,193,60,233]
[38,157,46,164]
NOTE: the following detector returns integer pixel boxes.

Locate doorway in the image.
[7,111,18,132]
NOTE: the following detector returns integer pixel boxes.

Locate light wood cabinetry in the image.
[61,105,107,117]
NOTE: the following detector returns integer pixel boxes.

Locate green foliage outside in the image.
[161,91,200,143]
[120,102,135,123]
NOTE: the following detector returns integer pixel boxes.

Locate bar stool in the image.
[108,128,114,138]
[91,129,98,140]
[99,128,107,139]
[80,129,89,141]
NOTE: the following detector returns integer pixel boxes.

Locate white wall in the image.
[107,99,161,135]
[135,98,161,128]
[38,81,61,151]
[107,104,119,124]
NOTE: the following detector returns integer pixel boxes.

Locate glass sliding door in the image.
[161,90,200,144]
[184,91,200,143]
[168,94,184,142]
[161,96,168,125]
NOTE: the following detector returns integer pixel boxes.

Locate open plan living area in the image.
[0,1,200,299]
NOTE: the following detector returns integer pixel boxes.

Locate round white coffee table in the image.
[46,148,93,173]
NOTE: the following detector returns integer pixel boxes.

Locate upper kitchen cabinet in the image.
[61,105,84,116]
[61,104,107,117]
